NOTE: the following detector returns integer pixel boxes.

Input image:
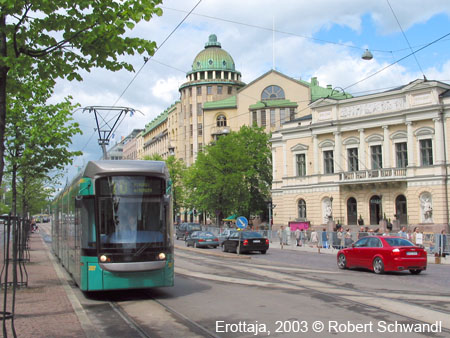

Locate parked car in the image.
[222,231,269,254]
[218,229,238,246]
[185,231,219,248]
[176,222,202,240]
[337,236,427,274]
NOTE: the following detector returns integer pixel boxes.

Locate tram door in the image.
[369,195,381,225]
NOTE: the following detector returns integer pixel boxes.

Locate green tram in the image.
[51,160,174,291]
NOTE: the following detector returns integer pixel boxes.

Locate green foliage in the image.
[183,126,272,223]
[144,154,187,217]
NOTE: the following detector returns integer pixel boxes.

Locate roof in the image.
[189,34,236,73]
[142,102,178,137]
[203,95,237,110]
[83,160,168,178]
[249,99,298,110]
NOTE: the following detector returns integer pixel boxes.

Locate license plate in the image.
[253,240,260,243]
[406,251,418,256]
[206,239,212,241]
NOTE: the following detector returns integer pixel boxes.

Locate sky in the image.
[53,0,450,188]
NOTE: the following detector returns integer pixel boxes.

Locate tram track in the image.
[175,249,450,334]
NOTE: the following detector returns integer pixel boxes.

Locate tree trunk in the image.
[0,14,9,188]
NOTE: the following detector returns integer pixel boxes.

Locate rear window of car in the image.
[384,238,415,247]
[242,232,262,239]
[188,224,201,231]
[201,232,214,237]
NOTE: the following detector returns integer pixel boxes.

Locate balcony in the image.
[211,126,230,135]
[339,168,407,182]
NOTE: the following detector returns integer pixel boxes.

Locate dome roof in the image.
[190,34,236,73]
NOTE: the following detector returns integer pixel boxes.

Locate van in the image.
[176,222,202,240]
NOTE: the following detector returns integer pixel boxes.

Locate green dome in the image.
[190,34,236,73]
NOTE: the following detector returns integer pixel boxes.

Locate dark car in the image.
[218,229,238,246]
[337,236,427,274]
[176,222,202,240]
[222,231,269,254]
[185,231,219,248]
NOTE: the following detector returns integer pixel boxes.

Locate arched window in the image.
[217,115,227,127]
[298,199,307,219]
[395,195,407,225]
[261,85,285,100]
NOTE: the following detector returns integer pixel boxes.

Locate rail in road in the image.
[37,223,450,337]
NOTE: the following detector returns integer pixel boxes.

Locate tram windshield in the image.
[97,176,168,250]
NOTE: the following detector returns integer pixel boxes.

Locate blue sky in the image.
[53,0,450,189]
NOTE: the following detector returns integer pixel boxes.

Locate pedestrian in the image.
[295,228,301,246]
[344,228,353,247]
[278,226,287,249]
[382,228,391,236]
[310,229,319,248]
[398,226,408,238]
[411,227,419,244]
[321,228,329,249]
[358,226,367,239]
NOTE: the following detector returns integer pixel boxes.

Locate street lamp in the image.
[267,200,276,241]
[362,49,373,60]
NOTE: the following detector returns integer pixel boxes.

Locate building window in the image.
[188,87,192,96]
[197,86,202,95]
[270,109,276,127]
[197,103,202,116]
[207,86,212,95]
[190,144,193,156]
[298,199,307,219]
[395,142,408,168]
[371,145,382,169]
[290,108,295,121]
[280,108,286,124]
[420,139,433,166]
[348,148,359,172]
[217,85,223,94]
[324,150,334,174]
[261,110,266,126]
[189,104,192,117]
[217,115,227,127]
[190,124,193,137]
[228,86,232,94]
[261,85,285,100]
[296,154,306,176]
[252,111,257,126]
[198,123,202,136]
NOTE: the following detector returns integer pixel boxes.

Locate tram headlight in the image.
[100,255,108,262]
[158,252,166,260]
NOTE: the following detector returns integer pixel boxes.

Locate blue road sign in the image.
[236,216,248,230]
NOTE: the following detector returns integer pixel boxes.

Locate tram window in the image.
[79,197,96,249]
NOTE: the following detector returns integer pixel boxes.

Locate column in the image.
[382,126,390,168]
[334,132,342,172]
[406,122,415,167]
[313,135,319,174]
[213,70,216,79]
[434,117,444,164]
[282,144,287,176]
[359,129,366,170]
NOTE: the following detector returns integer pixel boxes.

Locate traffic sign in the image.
[236,216,248,230]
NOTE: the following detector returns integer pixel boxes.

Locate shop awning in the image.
[223,214,237,222]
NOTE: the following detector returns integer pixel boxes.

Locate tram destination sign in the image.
[98,176,163,196]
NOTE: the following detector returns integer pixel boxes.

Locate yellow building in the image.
[271,79,450,232]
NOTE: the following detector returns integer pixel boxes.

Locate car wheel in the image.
[222,244,228,253]
[260,250,267,254]
[410,269,422,275]
[337,254,347,269]
[373,257,384,274]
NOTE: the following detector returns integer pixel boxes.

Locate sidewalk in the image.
[1,232,86,338]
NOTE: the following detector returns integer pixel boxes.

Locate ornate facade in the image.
[271,79,450,232]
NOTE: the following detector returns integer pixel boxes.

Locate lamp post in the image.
[267,200,276,242]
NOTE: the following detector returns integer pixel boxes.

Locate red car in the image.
[337,236,427,274]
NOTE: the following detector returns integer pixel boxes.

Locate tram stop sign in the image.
[236,216,248,230]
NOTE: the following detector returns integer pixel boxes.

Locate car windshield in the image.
[384,238,415,247]
[188,224,202,231]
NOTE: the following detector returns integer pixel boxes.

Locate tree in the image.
[0,0,163,187]
[183,126,272,224]
[5,75,81,216]
[144,154,187,221]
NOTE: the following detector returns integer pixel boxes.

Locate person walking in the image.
[398,226,408,238]
[321,228,328,249]
[278,226,287,249]
[295,228,301,246]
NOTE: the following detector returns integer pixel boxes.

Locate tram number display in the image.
[98,176,163,196]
